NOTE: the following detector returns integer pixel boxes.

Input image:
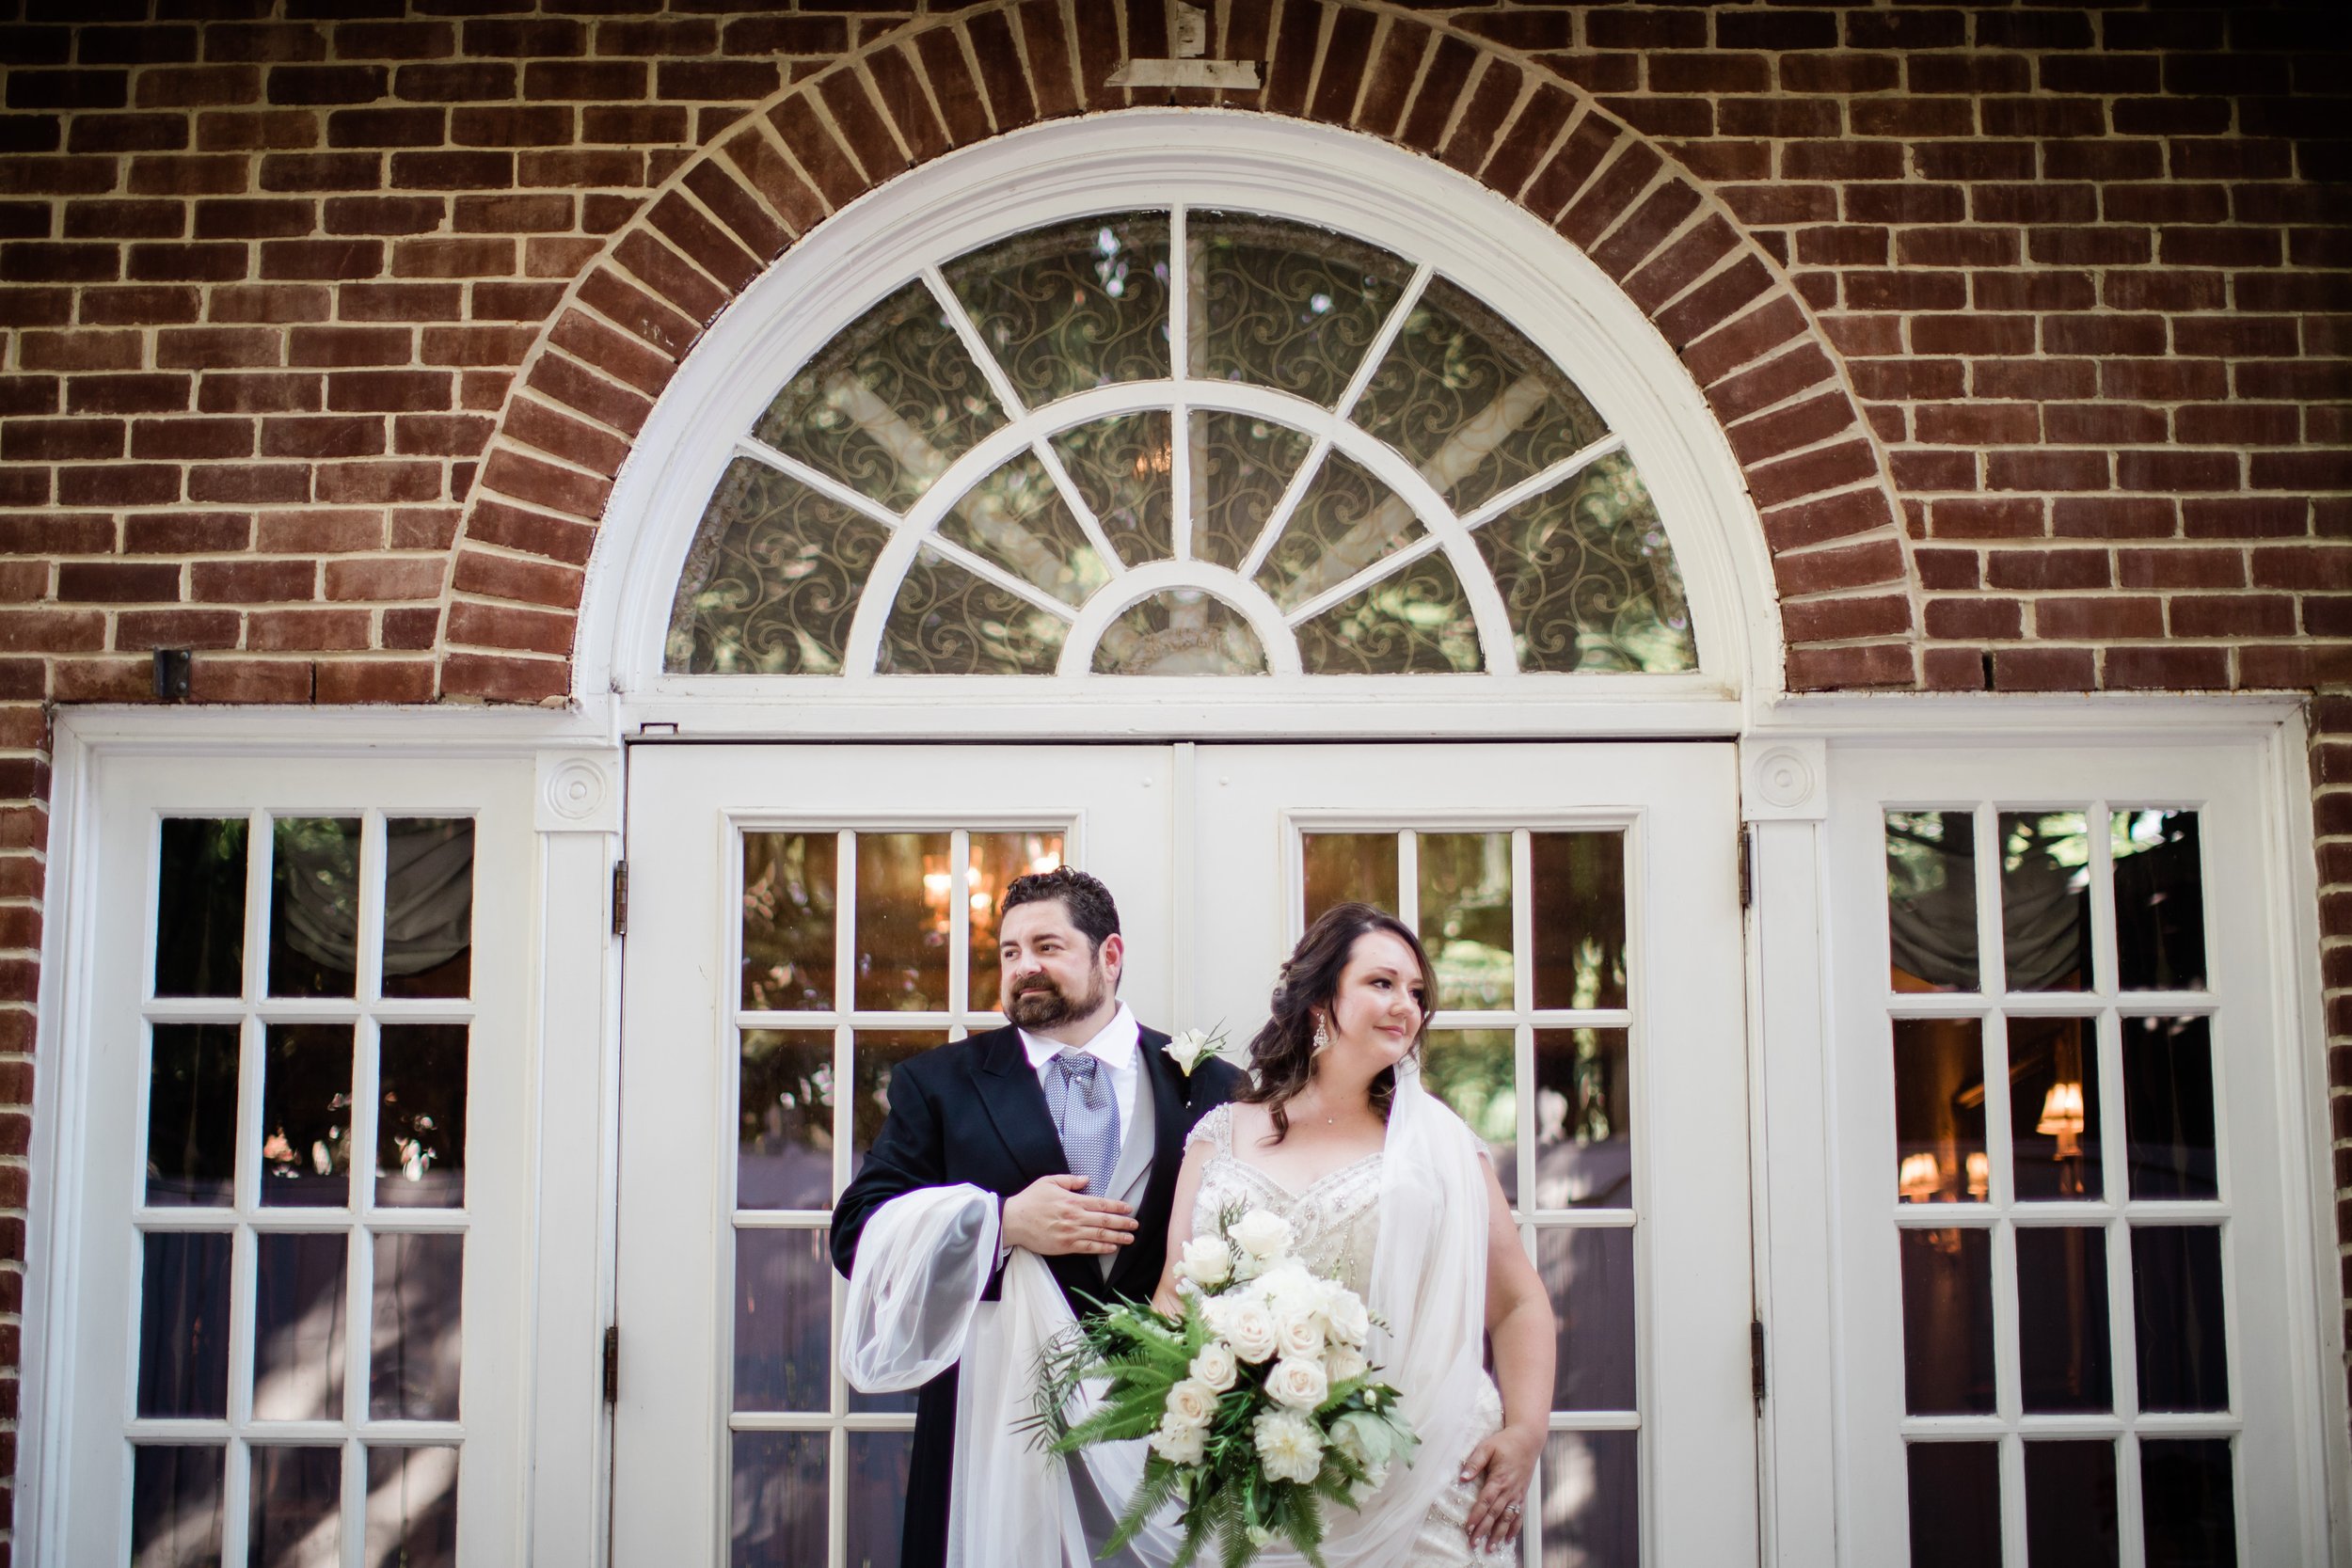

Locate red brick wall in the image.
[1,0,2347,1540]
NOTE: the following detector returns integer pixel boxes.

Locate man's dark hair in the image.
[1001,865,1120,951]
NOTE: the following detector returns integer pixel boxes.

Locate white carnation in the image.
[1264,1355,1330,1410]
[1177,1234,1232,1289]
[1164,1378,1220,1429]
[1190,1340,1238,1392]
[1151,1418,1208,1466]
[1252,1410,1326,1484]
[1222,1298,1279,1363]
[1228,1208,1295,1260]
[1323,1343,1368,1383]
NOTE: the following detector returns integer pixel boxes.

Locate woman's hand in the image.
[1458,1422,1541,1556]
[1149,1283,1185,1320]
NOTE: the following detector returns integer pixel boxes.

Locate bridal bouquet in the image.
[1031,1204,1419,1567]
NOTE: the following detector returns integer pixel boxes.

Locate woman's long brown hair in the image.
[1237,902,1438,1145]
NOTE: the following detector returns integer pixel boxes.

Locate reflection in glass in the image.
[2001,811,2091,991]
[855,832,951,1012]
[248,1445,341,1568]
[739,1030,834,1211]
[732,1431,827,1568]
[269,816,361,998]
[2140,1438,2237,1567]
[1092,589,1267,675]
[364,1446,459,1568]
[2112,811,2207,991]
[969,832,1065,1006]
[2133,1226,2229,1412]
[261,1024,354,1209]
[878,547,1068,675]
[371,1232,463,1420]
[733,1227,831,1412]
[1885,811,1979,992]
[1190,213,1413,408]
[253,1232,347,1422]
[1905,1443,2001,1568]
[1899,1227,1994,1415]
[1418,832,1512,1009]
[744,832,837,1012]
[1189,410,1312,572]
[2123,1016,2218,1200]
[2025,1440,2120,1568]
[132,1443,226,1568]
[934,450,1107,609]
[1537,1226,1635,1411]
[1051,412,1172,565]
[155,816,247,998]
[855,1031,948,1180]
[377,1025,468,1209]
[946,213,1170,408]
[2017,1226,2112,1413]
[848,1430,916,1568]
[1422,1030,1516,1203]
[1531,832,1626,1012]
[1473,452,1694,673]
[2010,1016,2102,1201]
[139,1230,232,1418]
[1253,451,1422,611]
[1301,834,1396,928]
[1538,1428,1637,1568]
[380,818,473,999]
[1296,548,1482,674]
[1534,1029,1629,1210]
[667,458,892,674]
[147,1023,241,1207]
[1893,1019,1987,1204]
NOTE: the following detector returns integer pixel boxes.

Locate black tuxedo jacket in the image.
[830,1022,1244,1568]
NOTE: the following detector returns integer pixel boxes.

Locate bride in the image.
[1152,902,1554,1564]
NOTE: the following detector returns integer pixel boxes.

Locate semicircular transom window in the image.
[666,211,1697,678]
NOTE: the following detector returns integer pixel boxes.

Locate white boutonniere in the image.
[1166,1023,1230,1077]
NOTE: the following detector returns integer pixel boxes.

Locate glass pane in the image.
[739,1030,834,1212]
[667,458,893,675]
[1899,1227,1994,1415]
[138,1230,232,1418]
[2112,811,2207,990]
[1253,451,1422,611]
[1419,832,1512,1009]
[2123,1016,2218,1200]
[847,1429,915,1568]
[269,817,361,998]
[731,1430,827,1568]
[2133,1226,2229,1412]
[1302,833,1396,927]
[2001,811,2091,991]
[371,1232,463,1420]
[380,818,472,998]
[935,450,1107,609]
[1295,548,1484,674]
[854,832,951,1012]
[854,1030,948,1180]
[132,1443,226,1568]
[1887,811,1980,992]
[1538,1428,1638,1568]
[260,1024,354,1209]
[877,547,1068,675]
[147,1023,241,1207]
[253,1232,347,1422]
[1534,1028,1630,1210]
[2009,1016,2102,1201]
[753,280,1003,513]
[155,816,247,997]
[1190,213,1414,408]
[969,832,1064,1006]
[377,1025,468,1209]
[363,1446,460,1568]
[2016,1226,2112,1413]
[1472,452,1694,673]
[1906,1443,2002,1568]
[2024,1440,2120,1568]
[1894,1019,1989,1205]
[744,832,838,1012]
[1355,274,1611,514]
[1422,1029,1516,1203]
[248,1446,341,1568]
[946,212,1170,407]
[1538,1226,1635,1410]
[1531,832,1626,1012]
[733,1226,831,1412]
[1190,410,1313,571]
[1050,411,1172,565]
[2140,1438,2237,1567]
[1092,589,1267,675]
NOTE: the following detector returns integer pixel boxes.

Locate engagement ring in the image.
[1503,1503,1522,1517]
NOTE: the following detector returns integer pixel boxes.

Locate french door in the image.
[612,742,1755,1567]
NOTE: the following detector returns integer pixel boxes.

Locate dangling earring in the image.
[1311,1016,1329,1056]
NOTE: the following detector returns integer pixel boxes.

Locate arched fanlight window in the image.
[665,210,1694,678]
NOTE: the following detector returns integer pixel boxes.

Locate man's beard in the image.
[1006,963,1109,1028]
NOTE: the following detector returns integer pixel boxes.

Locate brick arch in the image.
[439,0,1915,703]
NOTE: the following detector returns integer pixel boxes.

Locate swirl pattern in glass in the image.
[946,214,1171,409]
[1189,410,1312,571]
[1470,451,1695,673]
[1254,450,1423,611]
[1295,548,1483,674]
[1049,412,1174,566]
[1190,213,1413,407]
[932,448,1106,609]
[1093,589,1267,675]
[668,459,889,673]
[879,548,1067,675]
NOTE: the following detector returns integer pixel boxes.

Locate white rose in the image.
[1274,1304,1326,1361]
[1255,1262,1319,1313]
[1190,1340,1239,1392]
[1164,1378,1220,1428]
[1264,1355,1330,1410]
[1222,1299,1279,1364]
[1151,1418,1207,1466]
[1323,1343,1368,1384]
[1324,1291,1371,1346]
[1177,1234,1232,1290]
[1228,1209,1295,1261]
[1251,1410,1326,1484]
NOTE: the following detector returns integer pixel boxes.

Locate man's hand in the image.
[1002,1173,1136,1256]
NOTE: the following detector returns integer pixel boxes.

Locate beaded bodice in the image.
[1186,1103,1386,1295]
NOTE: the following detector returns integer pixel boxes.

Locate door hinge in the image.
[1738,825,1753,911]
[612,859,628,936]
[1750,1318,1767,1407]
[603,1323,619,1403]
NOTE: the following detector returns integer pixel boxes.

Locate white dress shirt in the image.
[1018,1000,1142,1158]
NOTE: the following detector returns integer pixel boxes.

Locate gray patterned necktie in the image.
[1043,1049,1120,1197]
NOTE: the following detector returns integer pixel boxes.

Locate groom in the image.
[831,865,1243,1568]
